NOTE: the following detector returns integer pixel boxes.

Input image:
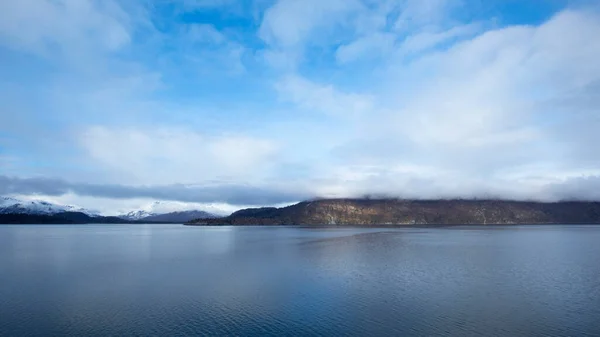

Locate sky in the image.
[1,0,600,215]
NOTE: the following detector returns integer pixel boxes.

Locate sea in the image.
[1,224,599,336]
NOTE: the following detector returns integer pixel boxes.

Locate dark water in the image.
[1,225,599,336]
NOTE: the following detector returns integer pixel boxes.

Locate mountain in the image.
[0,196,133,224]
[0,196,216,224]
[118,201,218,222]
[187,199,600,226]
[120,210,157,221]
[142,210,217,223]
[120,210,217,223]
[0,196,99,217]
[0,211,133,224]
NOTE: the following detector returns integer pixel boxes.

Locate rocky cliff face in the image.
[188,199,600,226]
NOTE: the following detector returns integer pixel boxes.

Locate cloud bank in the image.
[0,175,310,206]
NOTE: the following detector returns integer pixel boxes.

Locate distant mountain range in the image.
[117,201,217,222]
[9,196,600,226]
[0,196,99,216]
[188,199,600,226]
[141,211,217,222]
[0,197,131,224]
[0,197,217,224]
[118,210,216,223]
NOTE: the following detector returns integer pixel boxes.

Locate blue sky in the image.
[1,0,600,214]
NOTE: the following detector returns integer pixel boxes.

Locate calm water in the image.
[0,225,599,336]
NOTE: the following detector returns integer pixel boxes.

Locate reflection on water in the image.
[0,225,599,336]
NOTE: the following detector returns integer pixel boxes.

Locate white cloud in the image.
[393,0,461,32]
[259,0,362,48]
[275,75,374,117]
[327,8,600,196]
[174,22,248,74]
[401,9,600,149]
[336,32,396,64]
[259,7,600,202]
[334,2,479,63]
[398,22,481,54]
[79,127,280,185]
[208,136,280,174]
[0,0,134,58]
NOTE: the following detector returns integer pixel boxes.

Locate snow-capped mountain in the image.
[0,196,100,217]
[118,201,220,222]
[119,210,158,221]
[0,197,222,223]
[141,210,217,222]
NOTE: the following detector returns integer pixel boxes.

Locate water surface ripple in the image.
[0,225,599,336]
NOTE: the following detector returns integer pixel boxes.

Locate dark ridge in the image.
[0,212,135,224]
